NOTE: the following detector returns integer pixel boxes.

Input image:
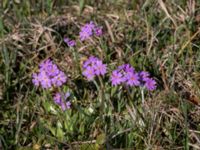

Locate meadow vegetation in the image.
[0,0,200,149]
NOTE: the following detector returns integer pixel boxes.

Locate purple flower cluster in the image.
[139,71,157,91]
[32,59,67,89]
[110,64,156,91]
[53,92,71,111]
[82,56,107,80]
[79,21,103,41]
[64,37,76,47]
[111,64,139,86]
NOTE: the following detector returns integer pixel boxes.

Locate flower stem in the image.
[96,76,105,116]
[141,87,145,104]
[71,47,80,74]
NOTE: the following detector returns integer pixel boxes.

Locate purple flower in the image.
[124,64,135,73]
[110,70,124,86]
[46,64,60,77]
[53,93,62,104]
[65,92,70,99]
[38,71,52,89]
[39,59,60,77]
[39,59,53,71]
[53,92,71,111]
[79,21,95,41]
[139,71,150,81]
[68,40,76,47]
[64,37,76,47]
[94,60,107,76]
[82,66,95,80]
[79,21,103,41]
[79,30,91,41]
[94,26,103,36]
[125,72,140,86]
[33,59,68,89]
[139,71,157,90]
[64,37,69,43]
[66,101,71,109]
[52,71,67,87]
[110,63,157,90]
[83,56,98,69]
[32,73,40,86]
[144,78,157,91]
[82,56,107,80]
[61,101,71,111]
[118,64,135,73]
[111,64,141,87]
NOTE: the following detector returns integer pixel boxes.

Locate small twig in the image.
[178,28,200,56]
[111,128,133,139]
[158,0,177,28]
[71,140,96,145]
[105,20,115,43]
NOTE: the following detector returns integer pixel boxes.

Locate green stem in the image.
[125,87,146,125]
[71,47,80,74]
[98,76,105,114]
[93,77,105,115]
[140,86,145,104]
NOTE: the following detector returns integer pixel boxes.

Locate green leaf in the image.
[49,127,56,136]
[96,133,106,145]
[0,18,4,36]
[43,101,51,112]
[56,126,64,140]
[79,123,85,135]
[80,143,99,150]
[79,0,85,14]
[111,86,118,97]
[3,0,8,8]
[46,0,53,14]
